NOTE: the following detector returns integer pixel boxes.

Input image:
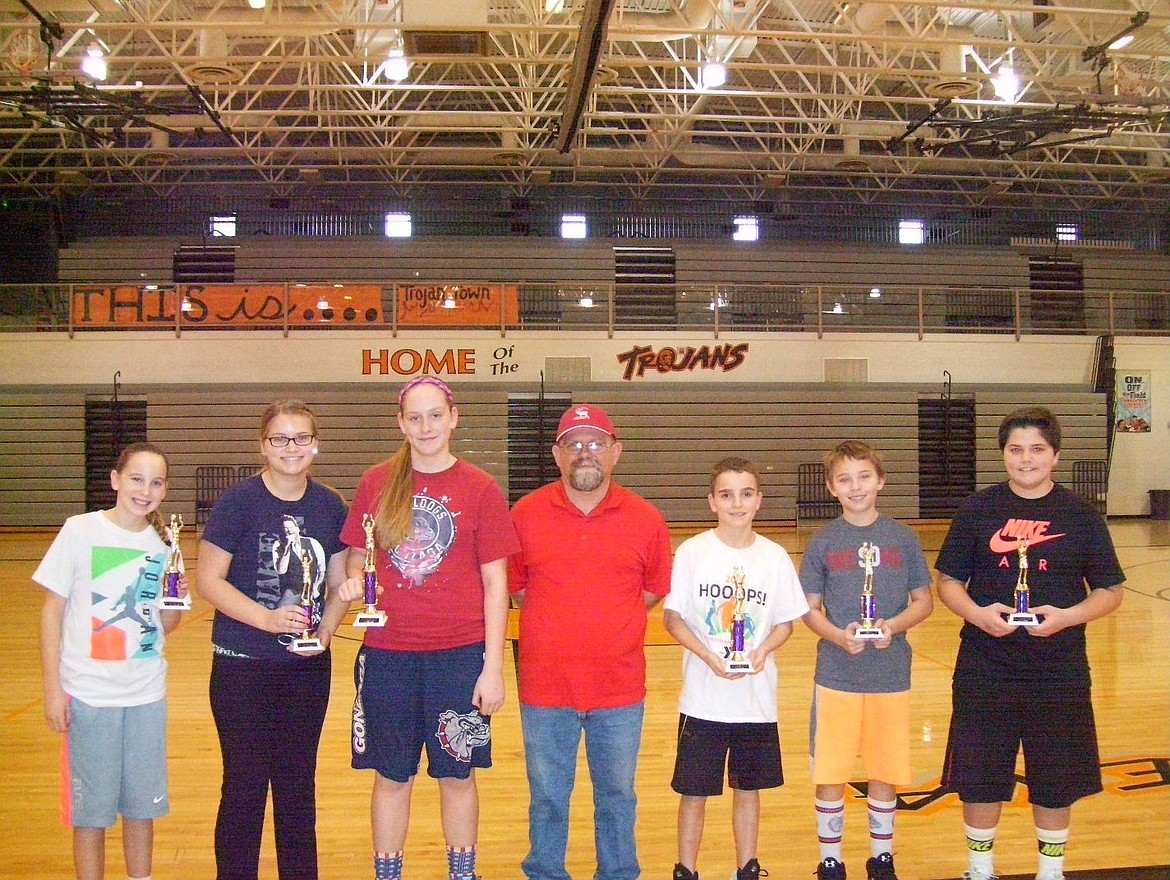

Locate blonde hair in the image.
[373,442,415,549]
[114,441,170,542]
[370,382,455,549]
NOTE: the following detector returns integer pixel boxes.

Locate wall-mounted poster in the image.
[1115,370,1152,433]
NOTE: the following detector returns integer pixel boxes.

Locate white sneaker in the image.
[961,872,999,880]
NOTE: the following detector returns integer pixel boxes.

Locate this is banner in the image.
[71,285,385,328]
[1115,370,1152,433]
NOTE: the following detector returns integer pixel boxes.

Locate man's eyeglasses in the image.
[558,439,613,455]
[266,433,316,448]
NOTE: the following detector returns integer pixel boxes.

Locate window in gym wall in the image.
[209,214,237,237]
[384,212,413,238]
[898,218,925,245]
[732,216,759,242]
[560,214,588,239]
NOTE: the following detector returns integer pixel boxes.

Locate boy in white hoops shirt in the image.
[664,457,808,880]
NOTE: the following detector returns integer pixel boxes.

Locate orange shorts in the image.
[810,685,911,786]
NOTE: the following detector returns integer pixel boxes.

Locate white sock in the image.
[816,797,845,861]
[964,822,997,878]
[1036,826,1069,879]
[867,796,896,857]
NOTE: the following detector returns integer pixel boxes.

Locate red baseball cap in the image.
[556,404,617,442]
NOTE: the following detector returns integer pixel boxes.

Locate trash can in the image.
[1150,489,1170,520]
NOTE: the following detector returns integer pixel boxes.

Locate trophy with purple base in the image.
[725,567,753,673]
[291,546,324,653]
[1008,538,1040,627]
[159,514,191,610]
[354,513,387,628]
[855,542,884,640]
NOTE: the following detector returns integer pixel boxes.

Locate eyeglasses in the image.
[558,439,613,455]
[266,433,316,448]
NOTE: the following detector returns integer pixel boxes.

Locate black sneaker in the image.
[865,852,898,880]
[674,864,699,880]
[816,858,847,880]
[735,858,768,880]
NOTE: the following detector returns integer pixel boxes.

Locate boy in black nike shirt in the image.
[935,406,1125,880]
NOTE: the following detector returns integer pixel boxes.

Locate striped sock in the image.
[448,844,477,880]
[816,797,846,862]
[375,850,404,880]
[964,823,997,879]
[867,796,897,857]
[1036,826,1069,880]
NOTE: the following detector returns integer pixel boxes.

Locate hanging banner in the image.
[396,284,519,326]
[1115,370,1152,432]
[71,285,385,328]
[183,285,385,326]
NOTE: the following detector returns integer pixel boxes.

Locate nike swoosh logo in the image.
[988,532,1066,554]
[153,795,165,803]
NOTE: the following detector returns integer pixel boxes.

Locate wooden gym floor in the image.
[1,520,1166,880]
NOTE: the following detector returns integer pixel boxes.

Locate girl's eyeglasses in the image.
[266,433,316,448]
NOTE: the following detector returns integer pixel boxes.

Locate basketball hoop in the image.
[6,29,40,75]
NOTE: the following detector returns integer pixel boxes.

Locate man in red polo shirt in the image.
[509,403,673,880]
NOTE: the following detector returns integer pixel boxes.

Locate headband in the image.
[398,375,455,407]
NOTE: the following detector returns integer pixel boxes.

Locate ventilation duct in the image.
[712,0,762,59]
[143,128,170,162]
[926,36,979,98]
[401,0,488,56]
[178,0,370,80]
[186,29,242,84]
[850,3,892,33]
[609,0,719,41]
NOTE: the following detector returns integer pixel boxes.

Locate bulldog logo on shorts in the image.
[434,709,491,762]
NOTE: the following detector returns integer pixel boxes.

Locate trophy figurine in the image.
[725,567,753,673]
[353,513,387,627]
[854,542,884,640]
[291,546,324,653]
[159,514,191,610]
[1008,538,1040,627]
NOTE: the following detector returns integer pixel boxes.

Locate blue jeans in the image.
[520,702,645,880]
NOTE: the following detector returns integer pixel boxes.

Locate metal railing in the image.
[1,282,1166,338]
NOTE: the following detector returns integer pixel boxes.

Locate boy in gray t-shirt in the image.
[799,441,934,880]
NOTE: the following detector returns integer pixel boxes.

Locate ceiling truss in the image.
[0,0,1167,210]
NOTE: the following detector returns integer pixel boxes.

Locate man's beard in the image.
[569,463,604,492]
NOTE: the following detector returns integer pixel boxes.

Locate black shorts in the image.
[351,643,492,783]
[942,682,1102,809]
[670,714,783,797]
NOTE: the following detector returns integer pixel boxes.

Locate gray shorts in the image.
[66,697,169,828]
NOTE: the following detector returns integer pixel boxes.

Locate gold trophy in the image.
[724,567,753,673]
[855,542,884,640]
[1008,538,1040,627]
[290,545,324,653]
[159,514,191,610]
[353,513,387,627]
